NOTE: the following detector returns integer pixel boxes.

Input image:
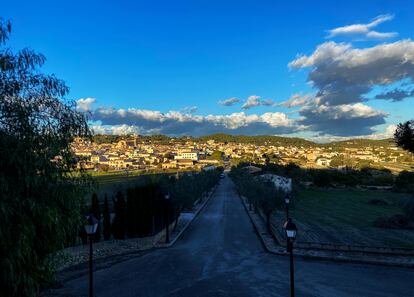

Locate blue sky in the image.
[3,0,414,141]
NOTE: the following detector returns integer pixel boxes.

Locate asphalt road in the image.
[53,175,414,297]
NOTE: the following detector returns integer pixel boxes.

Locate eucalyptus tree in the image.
[0,19,91,296]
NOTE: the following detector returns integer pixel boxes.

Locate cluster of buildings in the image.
[72,137,220,171]
[223,141,412,171]
[72,136,413,173]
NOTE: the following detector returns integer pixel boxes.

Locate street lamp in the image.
[164,193,170,244]
[84,215,98,297]
[284,218,297,297]
[284,193,290,221]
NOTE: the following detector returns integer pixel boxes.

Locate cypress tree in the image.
[112,191,126,240]
[91,193,101,242]
[103,194,111,240]
[126,188,136,238]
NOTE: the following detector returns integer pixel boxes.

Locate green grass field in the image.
[295,189,406,228]
[273,188,414,248]
[87,168,197,196]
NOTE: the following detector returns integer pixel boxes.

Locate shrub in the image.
[313,170,332,187]
[394,171,414,193]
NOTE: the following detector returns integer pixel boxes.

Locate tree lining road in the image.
[53,175,414,297]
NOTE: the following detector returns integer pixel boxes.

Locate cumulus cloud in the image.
[219,95,276,109]
[218,97,240,106]
[327,14,397,40]
[309,124,397,143]
[242,95,261,109]
[76,98,96,111]
[91,124,142,135]
[298,103,388,136]
[375,88,414,102]
[279,93,314,108]
[287,16,414,137]
[373,124,398,139]
[261,99,277,106]
[289,40,414,106]
[90,107,299,136]
[182,106,198,113]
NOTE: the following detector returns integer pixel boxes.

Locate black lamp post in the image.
[165,193,170,244]
[84,215,98,297]
[284,193,290,221]
[284,218,297,297]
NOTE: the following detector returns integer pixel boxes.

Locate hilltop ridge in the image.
[91,133,395,148]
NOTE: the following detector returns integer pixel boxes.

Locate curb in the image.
[54,183,219,282]
[156,184,218,248]
[239,193,279,253]
[238,193,414,269]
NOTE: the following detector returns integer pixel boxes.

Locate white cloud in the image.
[298,103,388,136]
[219,95,276,109]
[76,98,96,111]
[88,100,391,138]
[366,31,397,39]
[182,106,198,113]
[286,18,414,137]
[90,106,299,136]
[218,97,240,106]
[242,95,261,109]
[327,14,397,40]
[261,99,276,106]
[279,93,314,108]
[372,124,397,139]
[289,40,414,106]
[91,124,141,135]
[307,124,397,143]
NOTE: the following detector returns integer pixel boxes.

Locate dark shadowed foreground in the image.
[52,175,414,297]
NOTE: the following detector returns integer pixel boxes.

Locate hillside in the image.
[90,133,397,149]
[196,133,316,147]
[327,138,395,148]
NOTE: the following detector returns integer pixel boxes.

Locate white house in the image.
[174,150,199,161]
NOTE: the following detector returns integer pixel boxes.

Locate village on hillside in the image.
[72,135,414,173]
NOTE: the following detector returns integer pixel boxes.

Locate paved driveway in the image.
[53,175,414,297]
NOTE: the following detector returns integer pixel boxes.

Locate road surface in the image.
[53,175,414,297]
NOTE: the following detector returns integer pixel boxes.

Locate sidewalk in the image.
[51,185,218,281]
[239,195,414,268]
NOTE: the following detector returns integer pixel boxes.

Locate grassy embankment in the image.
[274,189,414,248]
